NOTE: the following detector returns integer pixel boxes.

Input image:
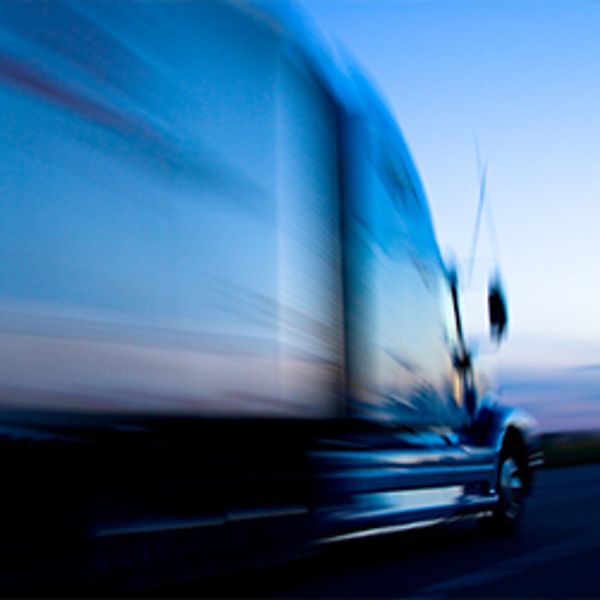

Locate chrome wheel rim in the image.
[500,457,523,520]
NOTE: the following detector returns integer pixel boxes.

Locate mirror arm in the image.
[450,278,470,367]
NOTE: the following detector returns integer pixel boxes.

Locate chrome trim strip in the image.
[321,509,497,545]
[353,485,464,517]
[227,506,308,522]
[95,516,226,538]
[321,518,445,543]
[314,447,495,468]
[94,506,308,537]
[330,464,495,479]
[326,463,496,493]
[326,488,498,523]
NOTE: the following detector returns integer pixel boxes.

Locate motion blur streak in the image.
[0,0,343,418]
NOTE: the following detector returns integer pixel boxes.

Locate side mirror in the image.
[488,278,508,343]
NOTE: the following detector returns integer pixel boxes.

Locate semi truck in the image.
[0,0,538,592]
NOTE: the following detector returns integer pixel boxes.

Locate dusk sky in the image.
[302,0,600,431]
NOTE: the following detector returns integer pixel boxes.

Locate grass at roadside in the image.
[539,430,600,468]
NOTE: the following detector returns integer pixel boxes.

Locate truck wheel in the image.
[480,444,525,534]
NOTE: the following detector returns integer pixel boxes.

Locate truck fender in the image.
[470,395,541,494]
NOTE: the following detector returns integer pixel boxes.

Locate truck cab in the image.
[312,75,538,541]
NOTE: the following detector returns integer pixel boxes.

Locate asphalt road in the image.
[168,463,600,598]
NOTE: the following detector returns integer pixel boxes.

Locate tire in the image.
[479,443,525,534]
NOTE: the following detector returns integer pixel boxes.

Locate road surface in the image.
[165,463,600,598]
